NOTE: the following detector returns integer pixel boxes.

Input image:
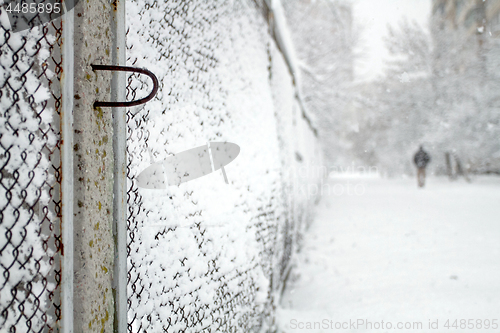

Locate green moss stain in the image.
[101,309,109,332]
[89,240,93,247]
[101,265,108,274]
[94,107,104,131]
[98,201,102,211]
[95,107,103,119]
[94,222,100,230]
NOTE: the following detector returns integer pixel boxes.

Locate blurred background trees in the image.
[283,0,500,176]
[282,0,358,165]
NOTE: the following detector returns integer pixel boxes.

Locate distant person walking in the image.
[414,146,431,187]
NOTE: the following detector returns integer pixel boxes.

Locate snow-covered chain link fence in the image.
[0,0,323,332]
[125,0,323,332]
[0,4,62,332]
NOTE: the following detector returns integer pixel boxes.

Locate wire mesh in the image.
[125,1,322,332]
[0,4,63,332]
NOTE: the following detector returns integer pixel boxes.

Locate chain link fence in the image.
[1,1,323,332]
[125,0,323,332]
[0,3,63,332]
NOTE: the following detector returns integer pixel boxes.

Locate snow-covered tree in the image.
[283,0,359,165]
[352,13,500,176]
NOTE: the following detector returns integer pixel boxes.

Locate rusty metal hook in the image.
[91,65,159,108]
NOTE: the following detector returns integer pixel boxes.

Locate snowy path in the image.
[277,177,500,333]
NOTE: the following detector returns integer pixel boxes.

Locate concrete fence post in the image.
[72,1,116,331]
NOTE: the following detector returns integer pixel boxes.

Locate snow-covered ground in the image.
[278,176,500,333]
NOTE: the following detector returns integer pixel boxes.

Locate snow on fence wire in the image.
[1,0,322,332]
[125,0,323,332]
[0,5,63,332]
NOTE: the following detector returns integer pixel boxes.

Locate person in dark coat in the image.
[414,146,431,187]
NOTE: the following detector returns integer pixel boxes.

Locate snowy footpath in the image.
[277,176,500,333]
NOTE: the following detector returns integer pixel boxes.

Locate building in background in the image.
[432,0,500,37]
[430,0,500,174]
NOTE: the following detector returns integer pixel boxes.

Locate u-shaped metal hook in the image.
[91,65,159,108]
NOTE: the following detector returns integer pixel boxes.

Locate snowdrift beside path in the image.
[125,1,323,331]
[278,177,500,333]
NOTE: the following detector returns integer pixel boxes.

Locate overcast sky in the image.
[352,0,431,82]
